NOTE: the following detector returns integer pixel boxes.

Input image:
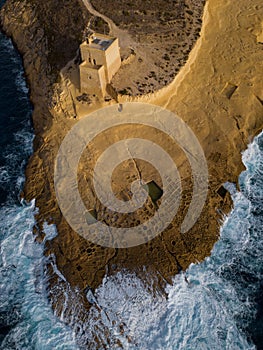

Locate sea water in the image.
[60,133,263,349]
[0,31,79,349]
[0,18,262,350]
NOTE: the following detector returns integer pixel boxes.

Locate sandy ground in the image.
[1,0,263,342]
[88,0,206,96]
[59,0,205,101]
[29,0,263,290]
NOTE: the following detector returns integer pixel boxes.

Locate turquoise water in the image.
[0,19,262,350]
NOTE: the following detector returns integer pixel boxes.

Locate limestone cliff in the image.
[1,0,263,347]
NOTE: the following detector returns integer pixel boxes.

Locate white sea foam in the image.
[0,167,10,184]
[0,127,33,202]
[54,132,263,349]
[0,134,261,349]
[0,29,78,348]
[15,69,29,96]
[0,202,79,349]
[0,27,262,347]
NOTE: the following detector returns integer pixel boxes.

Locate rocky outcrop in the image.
[1,0,263,347]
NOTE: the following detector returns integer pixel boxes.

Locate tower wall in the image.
[79,63,107,97]
[79,34,121,97]
[104,39,121,82]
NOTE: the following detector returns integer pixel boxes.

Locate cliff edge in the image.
[1,0,263,346]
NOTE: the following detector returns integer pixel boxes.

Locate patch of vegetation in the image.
[119,88,129,95]
[163,53,170,61]
[26,0,108,81]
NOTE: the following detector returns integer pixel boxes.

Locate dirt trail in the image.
[81,0,206,96]
[2,1,263,342]
[82,0,137,50]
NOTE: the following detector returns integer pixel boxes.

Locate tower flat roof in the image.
[81,33,116,51]
[90,36,113,50]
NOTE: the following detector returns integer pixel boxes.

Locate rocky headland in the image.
[1,0,263,347]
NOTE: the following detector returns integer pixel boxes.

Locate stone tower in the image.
[79,33,121,97]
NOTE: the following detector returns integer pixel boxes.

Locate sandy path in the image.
[82,0,137,50]
[2,0,262,329]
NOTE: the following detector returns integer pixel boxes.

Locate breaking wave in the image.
[53,132,263,349]
[0,20,262,350]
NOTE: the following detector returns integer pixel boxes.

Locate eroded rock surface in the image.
[1,0,263,347]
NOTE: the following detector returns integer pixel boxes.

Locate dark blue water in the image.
[0,30,32,205]
[61,134,263,349]
[0,30,79,348]
[0,13,262,350]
